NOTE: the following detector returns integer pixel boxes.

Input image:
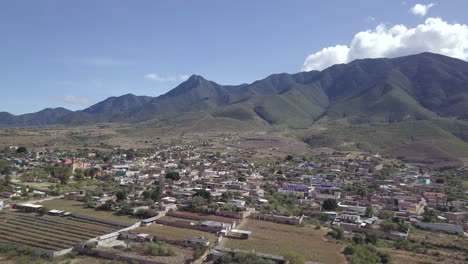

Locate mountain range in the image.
[2,52,468,168]
[2,52,468,128]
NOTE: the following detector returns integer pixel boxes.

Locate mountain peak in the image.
[186,74,208,84]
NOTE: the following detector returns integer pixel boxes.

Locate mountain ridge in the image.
[1,52,468,127]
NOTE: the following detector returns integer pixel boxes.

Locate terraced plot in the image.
[0,212,121,251]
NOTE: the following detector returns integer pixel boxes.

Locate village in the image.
[0,141,467,264]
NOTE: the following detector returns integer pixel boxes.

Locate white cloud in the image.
[53,96,93,106]
[302,18,468,71]
[366,16,376,22]
[411,3,435,17]
[144,73,190,82]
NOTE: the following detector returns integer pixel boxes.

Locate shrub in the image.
[327,227,344,240]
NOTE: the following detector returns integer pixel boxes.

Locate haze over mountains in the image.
[1,52,468,128]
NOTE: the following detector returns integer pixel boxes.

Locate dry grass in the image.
[135,223,218,244]
[381,247,466,264]
[222,219,346,264]
[98,244,194,264]
[0,255,107,264]
[39,198,138,224]
[410,229,468,251]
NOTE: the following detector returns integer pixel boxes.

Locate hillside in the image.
[1,52,468,167]
[2,52,468,127]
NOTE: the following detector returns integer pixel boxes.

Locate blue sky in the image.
[1,0,467,114]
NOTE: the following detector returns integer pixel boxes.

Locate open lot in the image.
[168,211,242,224]
[135,223,218,244]
[0,211,120,251]
[380,247,467,264]
[222,219,346,264]
[410,229,468,251]
[0,254,107,264]
[39,198,138,224]
[97,244,194,264]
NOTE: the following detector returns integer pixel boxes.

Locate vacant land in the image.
[97,244,194,264]
[168,211,242,224]
[410,229,468,251]
[0,254,107,264]
[222,219,346,264]
[135,223,218,244]
[39,199,138,224]
[380,247,466,264]
[0,211,120,251]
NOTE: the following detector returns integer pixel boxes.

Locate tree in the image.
[0,164,12,186]
[322,198,338,211]
[58,172,71,185]
[364,205,374,218]
[135,209,157,219]
[165,171,180,181]
[142,187,163,202]
[282,251,306,264]
[193,243,208,260]
[192,196,207,208]
[352,233,365,245]
[193,189,211,202]
[97,200,115,211]
[327,227,344,239]
[74,169,85,181]
[116,190,128,202]
[422,208,438,223]
[221,191,234,202]
[365,232,378,245]
[16,147,27,154]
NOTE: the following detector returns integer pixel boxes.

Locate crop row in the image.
[0,214,116,234]
[0,233,58,251]
[0,230,68,250]
[4,216,109,238]
[0,221,84,245]
[3,218,98,240]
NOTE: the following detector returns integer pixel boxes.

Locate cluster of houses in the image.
[1,144,467,245]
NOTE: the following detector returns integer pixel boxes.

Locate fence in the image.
[155,219,222,233]
[75,245,167,264]
[413,221,464,234]
[249,212,303,225]
[70,213,132,228]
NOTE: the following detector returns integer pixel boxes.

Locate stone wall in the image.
[249,212,303,225]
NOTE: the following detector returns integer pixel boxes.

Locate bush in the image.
[193,243,208,260]
[327,227,344,240]
[352,233,365,244]
[135,209,157,219]
[66,251,79,259]
[282,251,306,264]
[322,198,338,211]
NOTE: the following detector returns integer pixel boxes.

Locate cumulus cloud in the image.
[53,95,93,106]
[144,73,190,82]
[411,3,435,16]
[302,18,468,71]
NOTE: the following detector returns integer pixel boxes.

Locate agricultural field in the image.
[39,198,138,224]
[222,219,346,264]
[135,223,218,244]
[0,211,121,251]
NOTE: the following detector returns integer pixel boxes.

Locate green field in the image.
[39,199,138,224]
[222,219,346,264]
[0,212,120,251]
